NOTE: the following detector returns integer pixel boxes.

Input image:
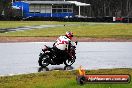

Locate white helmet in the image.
[65,31,73,39]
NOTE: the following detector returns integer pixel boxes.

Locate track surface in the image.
[0,42,132,76]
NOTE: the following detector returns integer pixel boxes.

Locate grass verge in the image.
[0,68,132,88]
[0,21,76,28]
[0,22,132,39]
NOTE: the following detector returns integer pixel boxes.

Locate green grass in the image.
[0,21,132,39]
[0,68,132,88]
[0,21,78,28]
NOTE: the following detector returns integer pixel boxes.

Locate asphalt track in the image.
[0,42,132,76]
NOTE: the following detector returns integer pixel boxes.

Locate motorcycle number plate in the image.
[39,51,44,56]
[41,51,44,54]
[45,51,50,53]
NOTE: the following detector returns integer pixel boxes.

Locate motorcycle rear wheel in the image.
[38,54,49,67]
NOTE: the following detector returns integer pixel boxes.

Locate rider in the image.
[54,31,74,51]
[53,31,74,60]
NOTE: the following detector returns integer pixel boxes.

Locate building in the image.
[12,1,90,19]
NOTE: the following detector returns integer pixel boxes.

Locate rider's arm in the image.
[70,40,77,46]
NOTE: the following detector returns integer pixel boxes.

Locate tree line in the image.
[69,0,132,17]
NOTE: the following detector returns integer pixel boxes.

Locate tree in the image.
[1,0,13,19]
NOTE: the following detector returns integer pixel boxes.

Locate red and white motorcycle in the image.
[38,41,77,67]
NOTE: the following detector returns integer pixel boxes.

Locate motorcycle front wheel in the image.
[64,59,75,66]
[38,54,49,67]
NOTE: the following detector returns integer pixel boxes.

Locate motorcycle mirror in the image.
[75,41,78,45]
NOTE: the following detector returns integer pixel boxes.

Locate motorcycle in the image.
[38,41,77,67]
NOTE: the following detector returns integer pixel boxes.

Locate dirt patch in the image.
[0,36,132,43]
